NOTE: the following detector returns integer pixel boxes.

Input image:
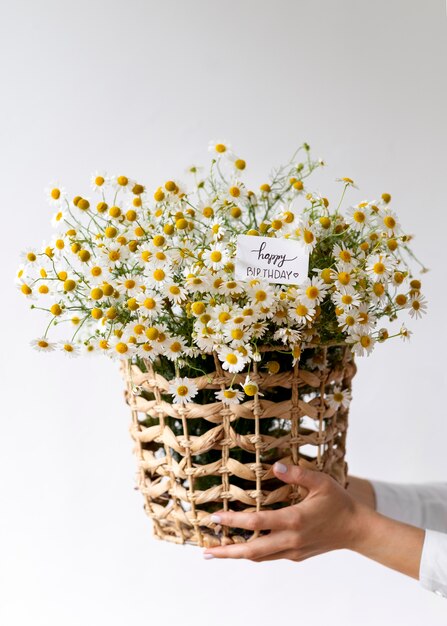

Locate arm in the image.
[203,463,425,582]
[368,479,447,532]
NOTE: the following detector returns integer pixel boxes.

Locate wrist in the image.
[345,500,378,553]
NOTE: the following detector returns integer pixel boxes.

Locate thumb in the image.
[273,462,325,491]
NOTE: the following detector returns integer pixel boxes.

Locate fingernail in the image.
[210,514,221,523]
[203,552,215,559]
[274,462,288,474]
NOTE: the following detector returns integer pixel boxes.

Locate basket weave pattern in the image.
[120,346,356,547]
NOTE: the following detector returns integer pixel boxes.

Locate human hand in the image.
[203,462,366,562]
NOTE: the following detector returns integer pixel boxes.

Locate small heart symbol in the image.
[293,273,299,278]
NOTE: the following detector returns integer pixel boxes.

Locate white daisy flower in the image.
[245,282,276,309]
[111,174,134,194]
[345,204,371,231]
[114,274,145,298]
[332,244,358,270]
[346,331,375,356]
[144,265,173,287]
[164,336,186,360]
[218,278,245,297]
[90,170,110,192]
[380,209,400,235]
[165,282,187,304]
[215,387,244,405]
[296,220,318,253]
[169,377,199,404]
[408,294,427,319]
[223,324,252,347]
[58,341,81,358]
[208,140,232,156]
[209,218,226,241]
[217,346,248,373]
[354,303,377,331]
[332,288,361,310]
[20,246,40,266]
[289,300,316,325]
[400,324,412,342]
[337,310,359,333]
[51,208,68,230]
[365,253,394,282]
[326,386,352,411]
[273,327,303,345]
[334,269,356,291]
[202,243,229,271]
[297,277,329,306]
[226,180,248,204]
[44,180,67,207]
[30,337,57,352]
[241,375,264,397]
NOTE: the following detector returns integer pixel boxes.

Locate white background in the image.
[1,1,447,623]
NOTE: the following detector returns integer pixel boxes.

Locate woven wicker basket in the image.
[119,344,356,547]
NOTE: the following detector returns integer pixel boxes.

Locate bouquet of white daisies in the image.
[16,140,427,408]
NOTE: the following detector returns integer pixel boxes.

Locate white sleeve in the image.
[370,480,447,532]
[419,530,447,598]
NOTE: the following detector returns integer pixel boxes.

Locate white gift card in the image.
[235,235,309,285]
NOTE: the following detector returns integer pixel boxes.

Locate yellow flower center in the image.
[231,329,244,340]
[295,304,308,316]
[360,336,371,348]
[170,341,182,352]
[115,342,128,353]
[143,298,156,310]
[223,389,237,399]
[191,302,205,315]
[218,312,231,323]
[38,340,49,348]
[338,272,350,285]
[210,250,222,262]
[226,353,238,365]
[373,282,385,296]
[215,143,226,153]
[145,327,159,340]
[306,286,319,299]
[229,186,241,198]
[64,279,76,292]
[90,288,103,300]
[244,383,258,396]
[373,262,385,275]
[383,215,396,229]
[303,229,314,244]
[353,211,365,223]
[177,385,189,396]
[153,269,165,281]
[153,235,165,247]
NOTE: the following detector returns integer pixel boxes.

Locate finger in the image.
[203,531,289,560]
[252,549,291,562]
[207,508,292,531]
[273,462,327,491]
